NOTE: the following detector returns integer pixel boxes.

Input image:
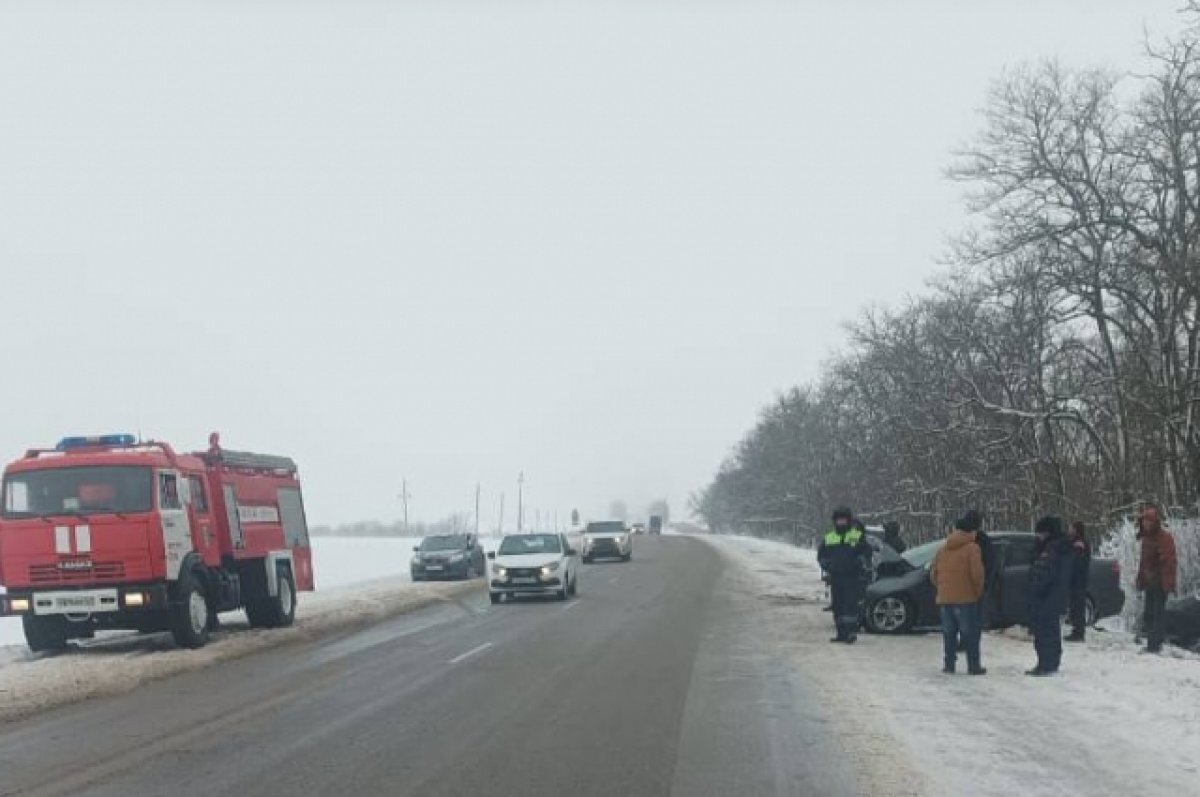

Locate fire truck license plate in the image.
[33,589,119,615]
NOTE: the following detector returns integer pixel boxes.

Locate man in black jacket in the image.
[882,521,907,554]
[817,507,873,644]
[1027,516,1074,676]
[1066,521,1092,642]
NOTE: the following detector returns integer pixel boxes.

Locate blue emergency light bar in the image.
[56,434,138,451]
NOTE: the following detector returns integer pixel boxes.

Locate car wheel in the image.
[569,576,578,597]
[623,552,632,562]
[170,569,211,649]
[866,596,914,634]
[489,592,501,605]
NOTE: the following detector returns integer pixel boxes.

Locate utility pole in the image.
[399,478,411,535]
[475,483,481,536]
[517,472,525,532]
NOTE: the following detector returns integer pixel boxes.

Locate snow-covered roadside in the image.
[0,576,480,725]
[699,534,1200,797]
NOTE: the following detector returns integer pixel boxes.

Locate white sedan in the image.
[488,533,580,604]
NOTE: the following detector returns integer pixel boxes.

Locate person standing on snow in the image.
[929,519,987,675]
[956,510,997,631]
[882,520,907,554]
[818,507,873,643]
[1026,516,1073,676]
[1065,521,1092,643]
[1136,505,1178,654]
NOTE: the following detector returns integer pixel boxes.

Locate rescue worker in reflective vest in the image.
[818,507,873,643]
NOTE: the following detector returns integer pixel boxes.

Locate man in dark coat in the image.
[882,521,907,554]
[817,507,873,643]
[1026,516,1073,676]
[1066,521,1092,642]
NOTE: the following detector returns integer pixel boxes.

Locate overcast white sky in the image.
[0,1,1184,527]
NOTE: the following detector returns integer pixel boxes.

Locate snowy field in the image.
[699,534,1200,797]
[0,536,486,722]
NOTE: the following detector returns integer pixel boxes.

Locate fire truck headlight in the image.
[124,592,146,608]
[8,597,29,613]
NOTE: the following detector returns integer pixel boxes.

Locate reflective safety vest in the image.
[824,528,863,547]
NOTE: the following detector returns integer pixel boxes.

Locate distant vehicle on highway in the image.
[648,515,663,535]
[863,532,1125,634]
[582,521,633,563]
[630,522,646,535]
[487,533,579,603]
[411,533,485,581]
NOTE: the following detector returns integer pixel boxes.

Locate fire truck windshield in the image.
[2,466,154,519]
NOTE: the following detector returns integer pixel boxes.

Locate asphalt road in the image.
[0,537,857,797]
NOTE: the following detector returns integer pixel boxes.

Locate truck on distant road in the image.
[0,432,314,651]
[648,515,663,535]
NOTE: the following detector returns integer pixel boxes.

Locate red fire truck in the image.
[0,433,315,651]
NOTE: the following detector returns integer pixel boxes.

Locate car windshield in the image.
[585,522,625,534]
[2,466,154,518]
[421,535,467,552]
[498,534,562,555]
[901,540,944,569]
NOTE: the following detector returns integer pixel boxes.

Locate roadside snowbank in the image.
[0,576,480,724]
[701,534,1200,797]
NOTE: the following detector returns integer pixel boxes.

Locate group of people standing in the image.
[816,504,1180,674]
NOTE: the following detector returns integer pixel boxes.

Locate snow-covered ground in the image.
[0,536,485,723]
[699,534,1200,797]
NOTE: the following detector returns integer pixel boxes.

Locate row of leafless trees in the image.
[695,9,1200,546]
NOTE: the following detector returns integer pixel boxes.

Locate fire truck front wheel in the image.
[23,614,69,653]
[170,569,211,649]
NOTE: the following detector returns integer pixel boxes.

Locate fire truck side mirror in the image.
[487,551,496,560]
[412,546,419,553]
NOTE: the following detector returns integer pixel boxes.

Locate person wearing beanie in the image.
[1026,515,1073,676]
[817,506,873,643]
[930,519,987,675]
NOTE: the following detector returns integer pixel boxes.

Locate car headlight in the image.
[449,552,466,562]
[540,562,561,575]
[494,566,508,578]
[411,555,421,565]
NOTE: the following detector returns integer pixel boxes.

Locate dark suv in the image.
[411,534,486,581]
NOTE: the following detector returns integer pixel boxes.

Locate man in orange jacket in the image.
[930,515,987,675]
[1137,505,1178,654]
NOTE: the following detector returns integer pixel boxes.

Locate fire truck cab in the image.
[0,433,315,651]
